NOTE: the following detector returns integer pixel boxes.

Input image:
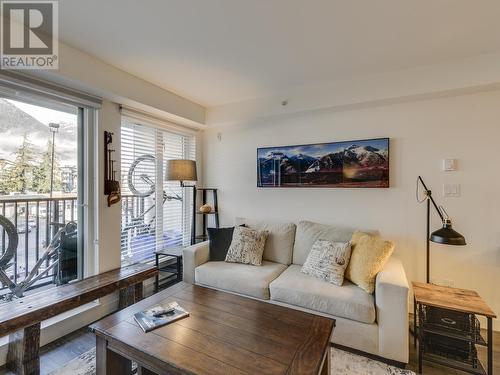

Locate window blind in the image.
[121,118,196,266]
[163,131,196,249]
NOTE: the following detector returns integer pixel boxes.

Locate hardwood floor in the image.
[0,326,498,374]
[0,328,94,375]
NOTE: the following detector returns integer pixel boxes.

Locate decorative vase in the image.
[199,204,212,213]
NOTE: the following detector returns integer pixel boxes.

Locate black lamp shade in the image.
[430,221,466,246]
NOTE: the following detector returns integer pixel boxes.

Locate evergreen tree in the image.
[0,159,11,194]
[3,134,35,194]
[32,140,61,194]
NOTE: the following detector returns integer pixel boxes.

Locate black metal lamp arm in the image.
[417,175,442,284]
[417,176,445,222]
[417,176,466,284]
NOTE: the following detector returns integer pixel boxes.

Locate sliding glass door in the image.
[0,95,84,301]
[120,118,196,266]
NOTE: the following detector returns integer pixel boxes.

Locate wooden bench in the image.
[0,263,158,375]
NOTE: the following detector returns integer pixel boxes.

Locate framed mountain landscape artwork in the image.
[257,138,389,188]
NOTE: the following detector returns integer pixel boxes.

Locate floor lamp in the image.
[417,176,466,284]
[165,159,197,245]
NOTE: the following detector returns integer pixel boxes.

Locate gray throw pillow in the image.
[300,240,352,286]
[225,226,269,266]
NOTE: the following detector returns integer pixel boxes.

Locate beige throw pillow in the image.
[225,226,269,266]
[345,232,394,294]
[301,240,352,286]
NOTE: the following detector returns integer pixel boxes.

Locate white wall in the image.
[33,41,206,128]
[0,40,206,366]
[203,89,500,329]
[95,100,123,273]
[207,51,500,126]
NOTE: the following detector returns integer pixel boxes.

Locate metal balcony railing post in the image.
[1,202,5,255]
[0,196,77,295]
[24,202,28,277]
[36,201,40,263]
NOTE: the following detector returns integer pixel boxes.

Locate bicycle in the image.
[121,154,184,262]
[0,216,77,301]
[124,154,182,234]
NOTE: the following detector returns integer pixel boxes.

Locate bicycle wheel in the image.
[0,215,19,268]
[127,154,156,197]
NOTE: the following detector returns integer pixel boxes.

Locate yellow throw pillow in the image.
[345,232,394,294]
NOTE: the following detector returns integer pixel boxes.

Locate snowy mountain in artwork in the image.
[257,139,389,188]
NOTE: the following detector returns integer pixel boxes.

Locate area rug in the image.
[330,347,415,375]
[48,347,95,375]
[49,347,415,375]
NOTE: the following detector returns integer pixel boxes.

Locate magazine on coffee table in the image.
[134,301,189,333]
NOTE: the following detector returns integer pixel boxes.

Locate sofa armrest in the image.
[182,241,210,284]
[375,256,409,363]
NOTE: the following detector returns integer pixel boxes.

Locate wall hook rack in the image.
[104,131,121,207]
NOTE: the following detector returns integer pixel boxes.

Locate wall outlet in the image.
[443,183,460,197]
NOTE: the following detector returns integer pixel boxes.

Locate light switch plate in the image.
[443,183,460,197]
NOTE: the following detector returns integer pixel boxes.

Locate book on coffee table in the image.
[134,301,189,333]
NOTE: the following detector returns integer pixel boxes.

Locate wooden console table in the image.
[0,263,157,375]
[413,282,496,375]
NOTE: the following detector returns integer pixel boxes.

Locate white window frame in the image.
[0,72,102,279]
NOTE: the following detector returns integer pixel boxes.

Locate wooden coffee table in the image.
[90,282,335,375]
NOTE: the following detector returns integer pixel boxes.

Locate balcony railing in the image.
[0,196,78,295]
[121,194,184,266]
[0,194,185,297]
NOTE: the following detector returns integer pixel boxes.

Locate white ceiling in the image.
[59,0,500,107]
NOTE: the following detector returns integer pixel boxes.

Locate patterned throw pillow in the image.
[300,240,352,286]
[225,226,269,266]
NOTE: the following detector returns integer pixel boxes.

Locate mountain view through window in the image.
[0,98,79,301]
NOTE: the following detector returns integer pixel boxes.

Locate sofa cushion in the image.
[345,231,395,294]
[225,226,268,266]
[301,240,352,286]
[207,226,236,261]
[195,260,287,300]
[269,265,376,324]
[236,218,296,265]
[293,221,356,265]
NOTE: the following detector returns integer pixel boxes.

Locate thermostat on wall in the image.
[442,159,456,171]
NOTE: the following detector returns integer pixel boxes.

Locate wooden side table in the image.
[413,282,496,375]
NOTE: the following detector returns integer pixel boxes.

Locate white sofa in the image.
[182,219,409,364]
